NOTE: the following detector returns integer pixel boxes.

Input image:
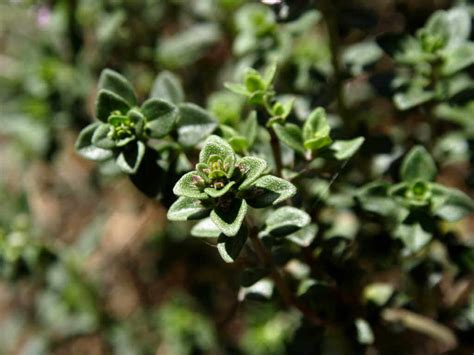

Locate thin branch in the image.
[246,218,324,326]
[319,0,351,128]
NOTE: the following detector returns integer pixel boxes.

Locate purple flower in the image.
[36,6,51,28]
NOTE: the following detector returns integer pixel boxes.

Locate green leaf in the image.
[157,23,221,68]
[395,223,432,253]
[237,156,268,190]
[432,184,474,221]
[116,141,145,174]
[177,103,218,147]
[98,69,137,106]
[211,199,248,237]
[444,7,471,47]
[273,123,305,154]
[286,224,318,247]
[173,172,209,199]
[224,82,249,96]
[400,145,437,182]
[355,318,374,345]
[394,90,435,110]
[75,123,113,161]
[191,218,221,238]
[204,181,236,198]
[245,176,296,208]
[95,89,131,122]
[150,71,184,104]
[240,111,258,146]
[168,197,211,221]
[141,98,178,138]
[442,43,474,75]
[199,135,235,166]
[363,283,394,306]
[303,108,332,151]
[263,63,277,86]
[91,123,115,149]
[357,181,403,218]
[265,206,310,237]
[217,226,248,263]
[330,137,365,160]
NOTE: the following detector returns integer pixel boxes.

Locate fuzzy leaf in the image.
[98,69,137,106]
[191,218,221,238]
[211,199,247,237]
[241,111,258,146]
[394,90,435,110]
[442,43,474,75]
[432,184,474,221]
[95,89,131,122]
[273,123,305,154]
[395,223,432,253]
[265,206,311,237]
[75,123,113,161]
[245,176,296,208]
[401,145,437,182]
[330,137,365,160]
[91,123,115,149]
[141,98,178,138]
[224,82,249,96]
[303,108,332,151]
[150,71,184,104]
[173,172,209,199]
[204,181,236,198]
[286,224,318,247]
[168,197,211,221]
[116,141,145,174]
[217,226,248,263]
[238,156,268,190]
[177,103,218,147]
[199,135,235,166]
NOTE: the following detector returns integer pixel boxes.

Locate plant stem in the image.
[269,127,283,177]
[319,0,351,129]
[246,218,324,326]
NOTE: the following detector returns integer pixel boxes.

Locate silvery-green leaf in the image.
[177,103,217,147]
[286,224,318,247]
[363,283,394,306]
[217,226,248,263]
[442,43,474,75]
[199,135,235,165]
[173,172,209,199]
[330,137,365,160]
[98,69,137,106]
[394,90,435,110]
[245,176,296,208]
[395,223,432,253]
[75,123,113,161]
[204,181,236,198]
[116,141,145,174]
[95,89,131,122]
[238,156,268,190]
[91,123,115,149]
[191,218,221,238]
[431,184,474,221]
[265,206,311,237]
[240,111,258,146]
[355,319,374,345]
[400,145,437,182]
[211,199,247,237]
[150,71,184,104]
[141,98,178,138]
[273,123,305,154]
[168,197,211,221]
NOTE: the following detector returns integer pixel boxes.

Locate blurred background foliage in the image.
[0,0,473,354]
